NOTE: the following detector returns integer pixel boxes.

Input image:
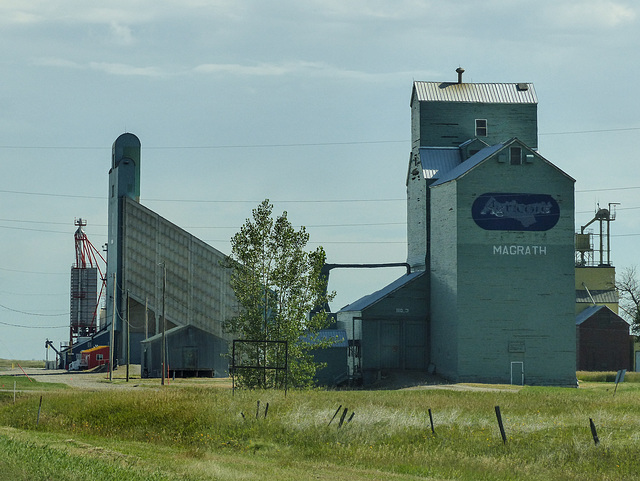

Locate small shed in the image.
[576,305,631,371]
[307,329,349,386]
[337,271,429,385]
[141,324,228,378]
[81,345,109,370]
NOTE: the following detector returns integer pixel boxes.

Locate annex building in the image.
[105,133,237,377]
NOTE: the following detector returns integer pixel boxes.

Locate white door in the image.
[510,361,524,385]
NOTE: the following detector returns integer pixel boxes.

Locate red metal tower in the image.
[70,218,107,345]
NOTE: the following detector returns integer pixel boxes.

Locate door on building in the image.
[405,321,426,369]
[183,347,198,370]
[510,361,524,385]
[380,321,400,369]
[379,321,427,370]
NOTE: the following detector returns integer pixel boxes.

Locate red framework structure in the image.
[70,218,107,344]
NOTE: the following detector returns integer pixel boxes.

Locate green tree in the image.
[224,200,335,388]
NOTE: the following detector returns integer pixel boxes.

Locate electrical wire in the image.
[0,302,69,317]
[3,184,640,204]
[0,126,638,151]
[0,320,68,329]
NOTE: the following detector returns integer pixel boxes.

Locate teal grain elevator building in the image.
[338,69,576,386]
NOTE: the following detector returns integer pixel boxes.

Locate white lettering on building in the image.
[481,197,552,227]
[493,245,547,255]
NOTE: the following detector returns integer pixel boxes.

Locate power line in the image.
[539,127,640,136]
[0,320,68,329]
[0,302,69,317]
[576,186,640,194]
[0,126,638,151]
[0,139,407,150]
[0,266,68,276]
[0,220,406,232]
[0,189,102,200]
[3,183,640,204]
[0,290,67,297]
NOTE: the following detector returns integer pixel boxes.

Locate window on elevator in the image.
[475,119,487,137]
[510,146,522,165]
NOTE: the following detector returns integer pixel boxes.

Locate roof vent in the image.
[517,83,529,91]
[456,67,465,84]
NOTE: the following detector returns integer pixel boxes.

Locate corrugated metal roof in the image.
[575,290,619,304]
[419,147,461,180]
[575,304,630,327]
[338,271,425,313]
[430,142,506,187]
[81,345,108,354]
[576,305,607,325]
[413,82,537,104]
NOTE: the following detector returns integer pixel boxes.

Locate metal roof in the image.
[419,147,461,180]
[413,82,537,104]
[575,304,629,326]
[338,271,425,313]
[575,289,619,304]
[576,305,608,325]
[430,142,506,187]
[81,345,108,354]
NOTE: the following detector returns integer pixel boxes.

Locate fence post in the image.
[328,405,342,426]
[589,418,600,445]
[36,396,43,427]
[428,408,435,435]
[338,408,348,428]
[495,406,507,444]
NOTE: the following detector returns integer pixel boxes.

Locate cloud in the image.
[109,22,135,46]
[545,1,636,29]
[192,60,421,82]
[32,57,83,69]
[193,62,296,76]
[31,57,164,77]
[89,62,163,77]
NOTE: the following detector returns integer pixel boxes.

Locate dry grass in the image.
[1,376,640,480]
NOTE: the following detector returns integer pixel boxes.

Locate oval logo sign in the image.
[472,193,560,231]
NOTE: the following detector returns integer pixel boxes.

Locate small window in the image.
[475,119,487,137]
[96,354,103,361]
[510,147,522,165]
[111,184,115,198]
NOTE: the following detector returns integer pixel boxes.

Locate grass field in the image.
[0,372,639,480]
[0,359,44,370]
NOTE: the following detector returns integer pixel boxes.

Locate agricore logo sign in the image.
[472,193,560,231]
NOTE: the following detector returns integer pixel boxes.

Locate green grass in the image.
[577,370,640,383]
[0,375,69,396]
[0,359,44,369]
[1,382,640,480]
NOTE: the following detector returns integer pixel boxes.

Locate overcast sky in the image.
[1,0,639,360]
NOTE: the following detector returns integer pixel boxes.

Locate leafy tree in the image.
[616,265,640,336]
[224,200,335,388]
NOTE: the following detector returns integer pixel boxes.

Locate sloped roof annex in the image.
[575,304,630,327]
[429,142,506,187]
[418,147,461,181]
[338,271,425,313]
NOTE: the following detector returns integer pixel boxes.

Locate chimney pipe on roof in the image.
[456,67,464,84]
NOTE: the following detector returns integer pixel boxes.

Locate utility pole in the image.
[145,297,148,340]
[109,273,116,382]
[126,290,130,382]
[161,263,166,386]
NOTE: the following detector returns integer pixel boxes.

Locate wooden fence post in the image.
[495,406,507,444]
